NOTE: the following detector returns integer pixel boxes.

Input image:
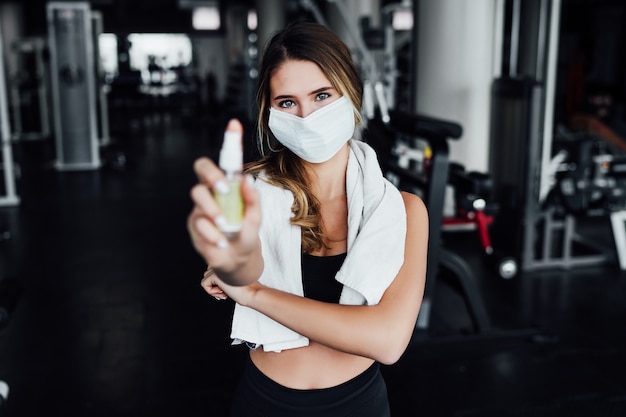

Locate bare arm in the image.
[210,192,428,364]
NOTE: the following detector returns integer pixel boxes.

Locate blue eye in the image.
[278,100,295,108]
[316,92,330,101]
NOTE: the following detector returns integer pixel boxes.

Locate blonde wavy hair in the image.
[245,21,364,253]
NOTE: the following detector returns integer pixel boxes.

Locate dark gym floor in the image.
[0,110,625,417]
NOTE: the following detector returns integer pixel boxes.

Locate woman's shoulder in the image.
[400,191,428,225]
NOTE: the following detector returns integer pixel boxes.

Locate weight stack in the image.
[488,76,544,264]
[47,2,100,170]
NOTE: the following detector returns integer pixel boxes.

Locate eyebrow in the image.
[273,86,335,101]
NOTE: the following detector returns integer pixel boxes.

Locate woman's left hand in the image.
[202,267,228,300]
[201,267,263,306]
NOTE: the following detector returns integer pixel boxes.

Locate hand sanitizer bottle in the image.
[215,119,244,238]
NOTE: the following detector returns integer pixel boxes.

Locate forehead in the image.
[270,60,331,95]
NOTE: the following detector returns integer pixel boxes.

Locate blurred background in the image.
[0,0,625,416]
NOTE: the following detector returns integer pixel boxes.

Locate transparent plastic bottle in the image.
[214,119,244,238]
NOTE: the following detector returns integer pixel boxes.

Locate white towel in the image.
[230,139,407,352]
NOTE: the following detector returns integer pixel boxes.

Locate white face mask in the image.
[268,95,356,163]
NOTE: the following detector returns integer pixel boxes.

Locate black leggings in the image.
[230,356,391,417]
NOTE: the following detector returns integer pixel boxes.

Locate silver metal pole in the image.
[92,11,110,146]
[0,18,20,206]
[509,0,521,76]
[36,39,51,139]
[493,0,506,78]
[539,0,561,202]
[535,0,549,81]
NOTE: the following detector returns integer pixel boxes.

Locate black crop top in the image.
[301,252,346,304]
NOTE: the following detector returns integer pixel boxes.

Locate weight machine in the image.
[9,37,52,141]
[444,163,519,279]
[387,126,519,280]
[524,127,626,271]
[367,110,498,335]
[299,0,506,336]
[488,76,619,275]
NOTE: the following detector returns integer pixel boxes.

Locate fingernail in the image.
[217,239,229,249]
[215,215,229,229]
[214,179,230,195]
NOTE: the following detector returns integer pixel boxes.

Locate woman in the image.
[187,21,428,416]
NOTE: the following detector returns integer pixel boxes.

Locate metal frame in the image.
[610,210,626,271]
[524,208,614,271]
[538,0,561,202]
[518,67,613,271]
[0,18,20,207]
[47,2,100,170]
[300,0,391,122]
[10,37,51,141]
[91,11,111,147]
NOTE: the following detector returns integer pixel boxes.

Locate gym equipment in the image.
[301,1,498,335]
[444,163,519,279]
[488,0,563,273]
[611,210,626,270]
[299,0,391,122]
[550,130,626,216]
[9,37,52,141]
[490,78,620,272]
[0,18,19,207]
[489,76,545,272]
[522,128,626,271]
[91,11,111,147]
[390,139,519,279]
[47,2,100,170]
[366,110,495,336]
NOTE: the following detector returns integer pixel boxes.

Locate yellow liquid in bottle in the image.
[214,178,244,235]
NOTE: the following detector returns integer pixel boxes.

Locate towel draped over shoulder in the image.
[230,139,407,352]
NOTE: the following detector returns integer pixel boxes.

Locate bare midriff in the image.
[250,192,361,390]
[249,341,374,389]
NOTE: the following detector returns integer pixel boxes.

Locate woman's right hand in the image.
[187,157,263,286]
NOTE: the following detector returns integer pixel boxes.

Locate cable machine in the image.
[299,0,508,337]
[490,0,625,273]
